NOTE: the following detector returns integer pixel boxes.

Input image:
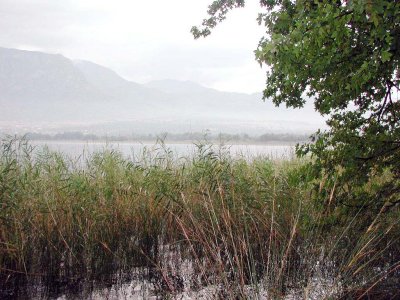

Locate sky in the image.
[0,0,267,93]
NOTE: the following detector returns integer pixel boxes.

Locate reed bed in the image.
[0,137,399,299]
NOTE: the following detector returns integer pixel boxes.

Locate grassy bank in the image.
[0,138,399,299]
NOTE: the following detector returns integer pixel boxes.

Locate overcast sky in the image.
[0,0,267,93]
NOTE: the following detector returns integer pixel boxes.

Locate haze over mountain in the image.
[0,47,325,135]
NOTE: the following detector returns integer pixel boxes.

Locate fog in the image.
[0,0,265,93]
[0,1,326,139]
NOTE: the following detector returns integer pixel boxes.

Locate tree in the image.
[192,0,400,213]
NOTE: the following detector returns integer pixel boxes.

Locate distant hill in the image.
[144,79,212,95]
[0,47,325,135]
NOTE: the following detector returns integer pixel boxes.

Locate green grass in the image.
[0,137,399,299]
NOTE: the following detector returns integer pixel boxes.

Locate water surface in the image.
[31,141,296,160]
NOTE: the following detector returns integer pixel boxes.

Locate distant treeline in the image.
[20,131,310,143]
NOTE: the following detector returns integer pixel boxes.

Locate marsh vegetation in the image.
[0,137,399,299]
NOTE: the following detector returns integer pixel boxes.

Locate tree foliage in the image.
[193,0,400,212]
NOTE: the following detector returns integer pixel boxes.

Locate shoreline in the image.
[28,139,300,146]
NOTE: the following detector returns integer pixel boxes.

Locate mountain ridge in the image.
[0,47,325,135]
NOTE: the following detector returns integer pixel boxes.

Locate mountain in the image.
[0,47,92,101]
[0,47,325,135]
[73,60,173,115]
[145,79,212,95]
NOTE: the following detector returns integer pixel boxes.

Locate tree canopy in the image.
[193,0,400,211]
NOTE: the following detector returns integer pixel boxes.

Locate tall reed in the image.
[0,137,398,299]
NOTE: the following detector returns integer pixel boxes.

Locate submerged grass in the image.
[0,137,399,299]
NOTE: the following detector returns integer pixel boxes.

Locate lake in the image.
[30,140,296,160]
